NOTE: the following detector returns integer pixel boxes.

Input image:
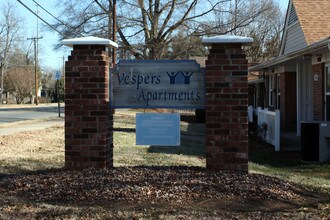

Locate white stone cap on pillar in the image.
[202,35,253,46]
[62,36,118,48]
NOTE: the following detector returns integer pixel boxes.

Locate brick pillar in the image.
[312,63,325,121]
[62,37,118,170]
[202,36,253,172]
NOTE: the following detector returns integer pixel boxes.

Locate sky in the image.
[278,0,290,10]
[14,0,290,71]
[15,0,70,72]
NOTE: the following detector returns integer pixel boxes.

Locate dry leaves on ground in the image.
[0,166,325,205]
[1,166,328,219]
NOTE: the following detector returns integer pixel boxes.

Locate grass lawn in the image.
[114,110,330,196]
[113,111,205,167]
[0,110,329,219]
[249,138,330,196]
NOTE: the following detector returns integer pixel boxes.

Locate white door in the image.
[297,61,313,135]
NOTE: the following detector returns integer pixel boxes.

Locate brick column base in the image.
[64,45,113,169]
[204,42,249,172]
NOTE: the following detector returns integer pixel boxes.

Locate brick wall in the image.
[65,45,113,169]
[205,43,248,172]
[313,63,325,120]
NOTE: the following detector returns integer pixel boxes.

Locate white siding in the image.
[283,22,307,55]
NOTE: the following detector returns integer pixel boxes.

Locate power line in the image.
[16,0,67,38]
[32,0,65,26]
[0,37,59,42]
[32,0,82,37]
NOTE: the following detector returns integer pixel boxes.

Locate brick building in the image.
[249,0,330,133]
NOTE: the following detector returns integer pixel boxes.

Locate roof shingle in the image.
[293,0,330,45]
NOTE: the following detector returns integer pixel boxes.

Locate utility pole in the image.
[57,55,66,117]
[27,4,42,105]
[27,36,43,105]
[55,70,61,117]
[112,0,117,67]
[62,55,65,87]
[0,58,4,105]
[58,56,65,92]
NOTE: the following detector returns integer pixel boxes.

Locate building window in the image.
[269,74,276,107]
[277,74,280,109]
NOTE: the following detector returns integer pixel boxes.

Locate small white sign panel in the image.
[136,113,180,146]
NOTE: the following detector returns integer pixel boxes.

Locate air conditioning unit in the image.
[301,121,330,163]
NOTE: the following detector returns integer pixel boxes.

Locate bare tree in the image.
[8,45,34,66]
[241,0,283,62]
[198,0,282,62]
[3,46,37,103]
[202,0,278,35]
[0,1,24,104]
[40,67,64,102]
[4,66,34,104]
[52,0,224,59]
[164,29,207,60]
[52,0,279,60]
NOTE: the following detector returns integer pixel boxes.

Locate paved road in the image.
[0,105,64,124]
[0,117,64,136]
[0,104,65,136]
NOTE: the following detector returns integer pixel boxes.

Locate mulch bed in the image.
[0,166,328,219]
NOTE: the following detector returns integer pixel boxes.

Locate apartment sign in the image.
[110,60,205,108]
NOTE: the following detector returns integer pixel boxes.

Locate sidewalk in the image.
[0,117,64,136]
[0,103,65,111]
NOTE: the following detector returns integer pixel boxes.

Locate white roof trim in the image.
[279,0,299,56]
[202,35,253,46]
[62,36,118,48]
[249,37,330,71]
